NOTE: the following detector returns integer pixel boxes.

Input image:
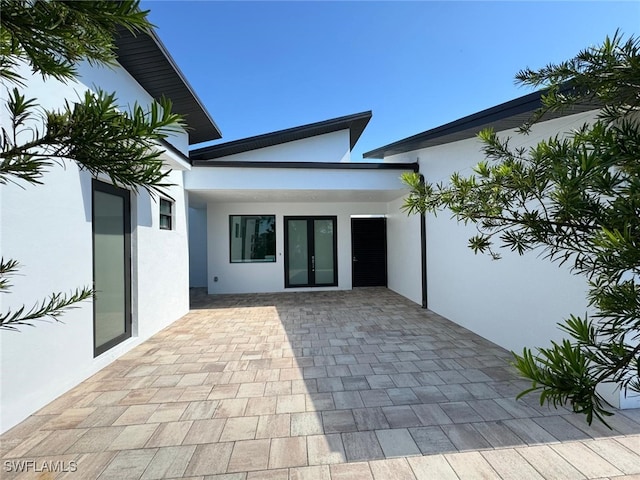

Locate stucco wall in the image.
[386,196,423,305]
[409,110,640,408]
[204,202,390,294]
[0,64,191,432]
[77,61,189,156]
[371,108,639,408]
[134,170,191,339]
[185,164,408,195]
[202,130,350,163]
[385,112,598,355]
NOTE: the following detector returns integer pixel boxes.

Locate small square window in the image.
[160,198,173,230]
[229,215,276,263]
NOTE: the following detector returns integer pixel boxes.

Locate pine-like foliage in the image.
[403,32,640,425]
[1,1,185,330]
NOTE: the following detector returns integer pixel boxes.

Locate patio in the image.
[1,287,639,479]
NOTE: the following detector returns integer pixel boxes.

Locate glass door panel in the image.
[314,219,335,284]
[287,219,309,286]
[93,182,131,356]
[285,216,337,287]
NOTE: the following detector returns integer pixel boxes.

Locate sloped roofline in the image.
[114,26,222,145]
[190,111,372,161]
[363,89,599,159]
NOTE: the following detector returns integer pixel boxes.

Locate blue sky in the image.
[143,1,640,160]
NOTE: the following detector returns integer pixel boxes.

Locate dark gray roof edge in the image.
[158,138,190,163]
[114,26,222,144]
[191,160,418,172]
[363,88,599,159]
[190,111,372,161]
[144,29,222,141]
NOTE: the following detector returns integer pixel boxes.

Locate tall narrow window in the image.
[92,180,131,356]
[160,198,173,230]
[229,215,276,263]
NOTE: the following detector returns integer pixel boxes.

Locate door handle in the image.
[353,256,358,262]
[312,255,315,272]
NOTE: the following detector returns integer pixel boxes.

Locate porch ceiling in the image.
[188,188,408,207]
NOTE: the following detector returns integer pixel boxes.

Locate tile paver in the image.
[291,412,324,436]
[140,445,196,480]
[219,416,259,441]
[330,462,374,480]
[407,454,458,480]
[369,458,417,480]
[515,445,586,480]
[482,448,546,480]
[307,433,347,465]
[1,288,639,479]
[227,439,271,472]
[322,410,357,433]
[108,423,159,450]
[183,442,234,476]
[269,436,307,469]
[256,413,292,438]
[98,448,157,480]
[342,431,385,462]
[375,428,421,458]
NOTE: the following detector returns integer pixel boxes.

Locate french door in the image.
[92,180,131,356]
[285,216,337,288]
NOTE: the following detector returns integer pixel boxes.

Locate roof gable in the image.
[190,111,372,161]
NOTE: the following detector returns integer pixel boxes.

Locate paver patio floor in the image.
[1,288,639,479]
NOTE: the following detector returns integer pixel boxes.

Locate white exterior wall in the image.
[187,167,408,196]
[207,130,350,163]
[134,170,191,339]
[0,64,192,432]
[77,61,189,155]
[386,196,423,305]
[205,202,389,294]
[383,112,598,354]
[395,110,640,409]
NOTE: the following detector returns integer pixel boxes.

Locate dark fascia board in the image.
[158,138,190,162]
[190,111,372,161]
[363,89,599,159]
[114,26,222,145]
[191,160,419,172]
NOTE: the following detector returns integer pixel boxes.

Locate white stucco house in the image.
[2,24,636,433]
[185,111,421,302]
[0,26,223,433]
[0,23,420,433]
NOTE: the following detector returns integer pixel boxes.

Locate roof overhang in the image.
[190,111,372,161]
[364,89,600,159]
[114,26,222,145]
[185,161,417,207]
[156,139,191,171]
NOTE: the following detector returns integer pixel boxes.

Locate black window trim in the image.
[159,197,173,230]
[229,214,277,264]
[92,179,132,357]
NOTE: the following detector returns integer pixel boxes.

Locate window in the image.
[160,198,173,230]
[230,215,276,263]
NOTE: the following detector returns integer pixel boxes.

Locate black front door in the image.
[352,217,387,287]
[285,216,337,288]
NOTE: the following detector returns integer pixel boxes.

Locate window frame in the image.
[229,214,276,263]
[159,198,173,230]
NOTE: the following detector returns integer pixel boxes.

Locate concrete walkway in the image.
[1,288,639,479]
